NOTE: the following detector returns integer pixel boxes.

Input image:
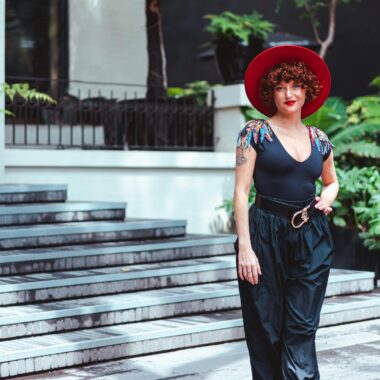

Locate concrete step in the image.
[327,268,375,296]
[0,201,127,226]
[0,281,379,340]
[0,234,235,275]
[0,184,67,204]
[0,218,187,250]
[0,281,240,339]
[0,310,244,377]
[0,252,374,306]
[2,290,380,378]
[0,255,236,305]
[321,288,380,326]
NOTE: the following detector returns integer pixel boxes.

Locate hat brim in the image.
[244,45,331,119]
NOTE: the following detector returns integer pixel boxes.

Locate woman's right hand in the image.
[238,246,262,285]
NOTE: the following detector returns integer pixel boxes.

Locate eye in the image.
[293,84,301,88]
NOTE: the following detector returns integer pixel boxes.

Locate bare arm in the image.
[234,143,255,248]
[233,134,261,285]
[315,150,339,214]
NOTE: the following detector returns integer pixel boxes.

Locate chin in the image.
[279,107,301,114]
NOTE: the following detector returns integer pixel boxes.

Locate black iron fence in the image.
[5,77,215,151]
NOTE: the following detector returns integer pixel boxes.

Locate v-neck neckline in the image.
[262,119,313,164]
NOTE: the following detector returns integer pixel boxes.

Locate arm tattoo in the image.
[236,147,248,166]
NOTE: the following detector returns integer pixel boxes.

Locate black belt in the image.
[254,193,319,229]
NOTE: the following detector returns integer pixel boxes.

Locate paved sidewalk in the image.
[17,318,380,380]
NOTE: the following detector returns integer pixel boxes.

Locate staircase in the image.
[0,183,379,378]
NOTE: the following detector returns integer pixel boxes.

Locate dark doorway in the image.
[5,0,68,98]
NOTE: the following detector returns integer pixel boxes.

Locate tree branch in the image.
[304,1,323,45]
[304,0,338,59]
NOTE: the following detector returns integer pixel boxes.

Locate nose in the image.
[286,87,293,97]
[285,87,296,100]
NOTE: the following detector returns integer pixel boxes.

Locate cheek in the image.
[273,92,282,103]
[298,89,306,99]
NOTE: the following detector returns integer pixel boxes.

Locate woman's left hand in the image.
[314,196,333,215]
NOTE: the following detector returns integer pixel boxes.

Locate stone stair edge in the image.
[0,234,236,264]
[0,282,379,327]
[0,218,188,238]
[0,310,243,363]
[0,184,68,193]
[0,201,128,214]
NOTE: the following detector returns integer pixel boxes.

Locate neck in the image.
[270,112,303,131]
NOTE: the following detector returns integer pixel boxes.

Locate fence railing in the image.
[5,77,215,151]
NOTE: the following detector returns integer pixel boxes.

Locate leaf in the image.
[333,216,346,227]
[334,141,380,159]
[331,122,380,145]
[303,97,347,132]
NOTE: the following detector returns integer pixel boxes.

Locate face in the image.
[273,80,306,115]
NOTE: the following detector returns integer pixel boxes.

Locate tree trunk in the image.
[145,0,167,99]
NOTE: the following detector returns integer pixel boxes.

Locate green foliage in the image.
[327,95,380,165]
[1,83,56,116]
[331,166,380,250]
[356,193,380,250]
[334,140,380,159]
[204,11,276,44]
[369,75,380,94]
[346,96,380,124]
[329,166,375,227]
[315,167,380,251]
[2,83,56,104]
[332,123,380,159]
[167,80,216,106]
[247,82,380,165]
[303,97,348,134]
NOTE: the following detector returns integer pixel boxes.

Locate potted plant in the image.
[203,11,276,84]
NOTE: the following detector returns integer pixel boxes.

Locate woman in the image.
[233,45,339,380]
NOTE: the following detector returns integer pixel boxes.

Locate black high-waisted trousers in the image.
[234,194,335,380]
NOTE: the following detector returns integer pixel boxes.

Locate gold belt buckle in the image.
[291,205,310,228]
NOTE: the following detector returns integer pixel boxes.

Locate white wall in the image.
[4,149,238,235]
[69,0,147,99]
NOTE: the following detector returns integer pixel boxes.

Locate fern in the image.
[346,96,380,123]
[1,83,56,116]
[2,83,56,104]
[334,141,380,158]
[331,123,380,145]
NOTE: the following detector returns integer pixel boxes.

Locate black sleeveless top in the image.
[236,118,334,202]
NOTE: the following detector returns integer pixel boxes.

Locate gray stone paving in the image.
[14,318,380,380]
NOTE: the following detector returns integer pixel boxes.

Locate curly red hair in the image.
[259,61,322,105]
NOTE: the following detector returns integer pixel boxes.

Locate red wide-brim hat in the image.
[244,45,331,119]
